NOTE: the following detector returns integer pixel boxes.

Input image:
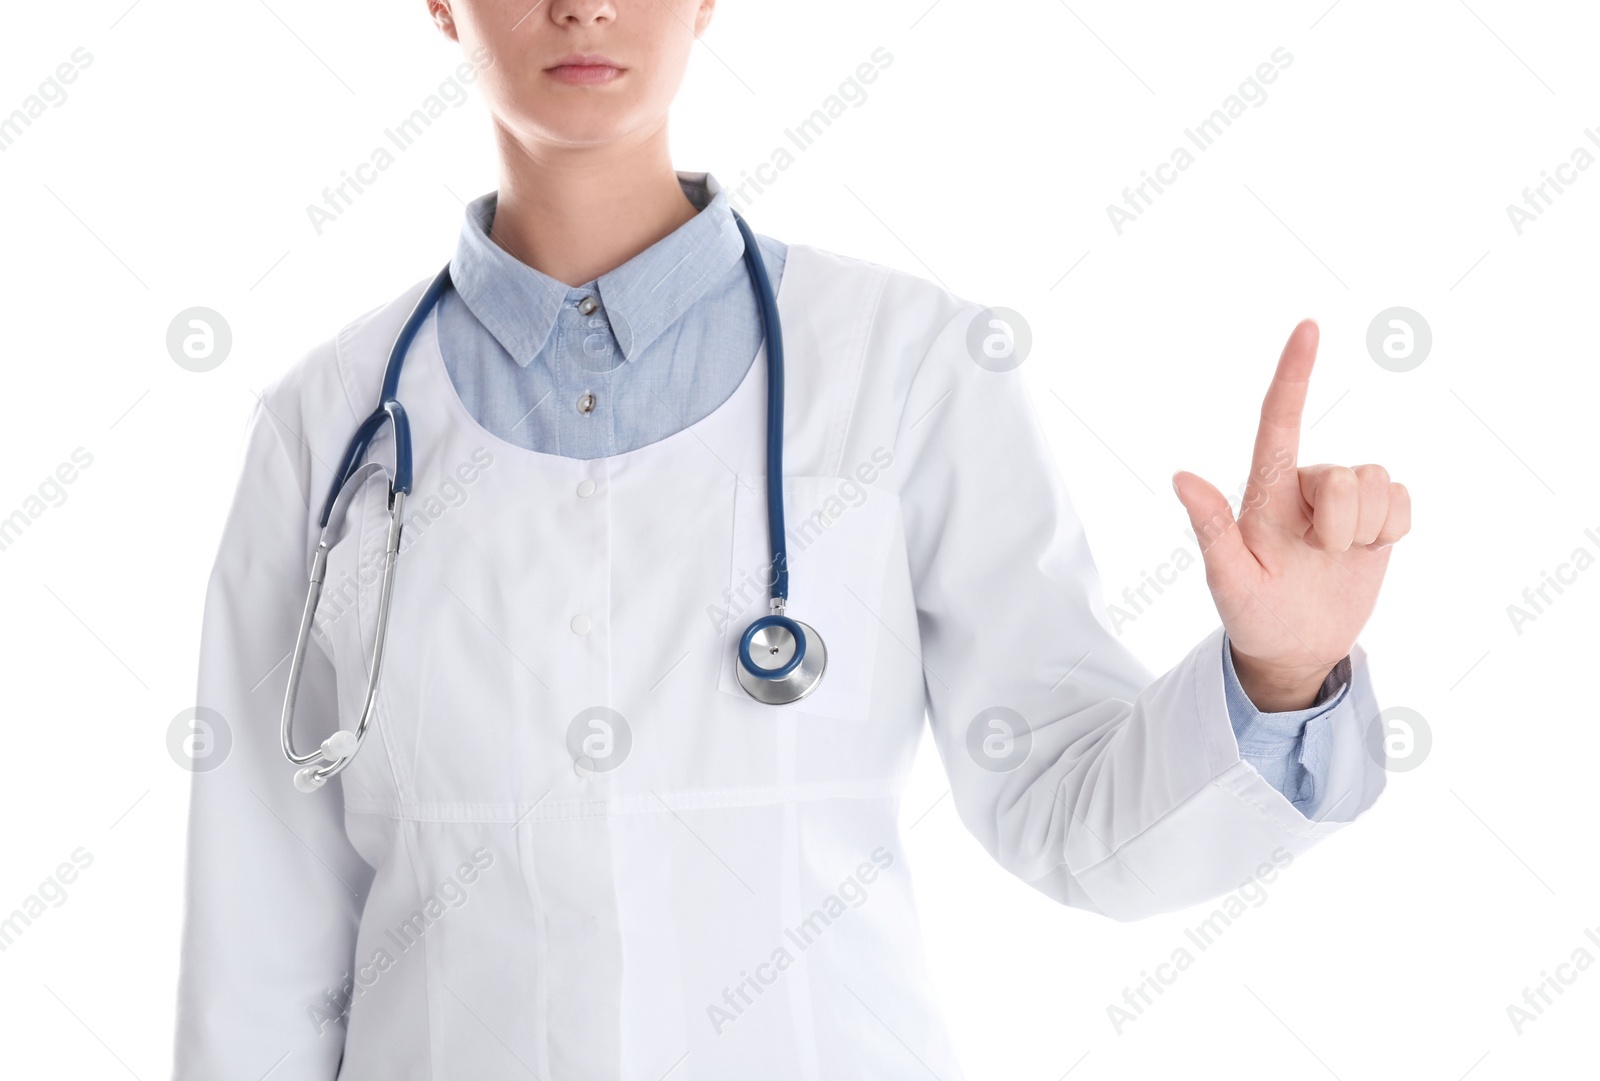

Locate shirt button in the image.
[576,479,596,498]
[570,614,591,635]
[577,296,599,315]
[577,392,596,414]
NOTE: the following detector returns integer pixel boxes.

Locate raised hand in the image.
[1171,319,1411,712]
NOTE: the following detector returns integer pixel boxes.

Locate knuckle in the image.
[1321,466,1358,498]
[1354,462,1390,488]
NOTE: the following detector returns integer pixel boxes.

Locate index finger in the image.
[1248,318,1318,496]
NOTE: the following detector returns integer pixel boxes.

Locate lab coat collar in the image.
[448,170,746,367]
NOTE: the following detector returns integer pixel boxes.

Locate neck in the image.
[487,119,697,288]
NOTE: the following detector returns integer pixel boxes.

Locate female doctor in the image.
[174,1,1412,1078]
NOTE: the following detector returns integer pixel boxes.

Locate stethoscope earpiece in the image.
[737,614,827,706]
[290,729,363,792]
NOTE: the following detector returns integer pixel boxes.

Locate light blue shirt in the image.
[436,171,1344,812]
[438,172,784,460]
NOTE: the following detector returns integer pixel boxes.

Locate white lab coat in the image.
[174,242,1388,1079]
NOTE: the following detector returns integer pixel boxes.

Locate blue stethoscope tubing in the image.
[281,210,825,792]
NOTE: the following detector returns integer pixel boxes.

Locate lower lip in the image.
[545,64,623,86]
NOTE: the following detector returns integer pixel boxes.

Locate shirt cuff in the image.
[1220,633,1352,809]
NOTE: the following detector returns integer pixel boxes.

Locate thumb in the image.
[1172,471,1250,579]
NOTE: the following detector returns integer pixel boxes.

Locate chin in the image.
[529,106,650,148]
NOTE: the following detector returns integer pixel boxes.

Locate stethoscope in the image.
[281,211,826,793]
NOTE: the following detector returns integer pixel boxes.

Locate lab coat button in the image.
[570,614,591,635]
[576,479,596,498]
[577,393,596,414]
[577,296,599,315]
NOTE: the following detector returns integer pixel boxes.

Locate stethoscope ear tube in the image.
[286,267,447,793]
[285,268,448,794]
[282,461,404,792]
[320,401,414,526]
[384,401,412,496]
[316,262,449,527]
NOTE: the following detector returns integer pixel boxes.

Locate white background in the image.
[2,1,1597,1078]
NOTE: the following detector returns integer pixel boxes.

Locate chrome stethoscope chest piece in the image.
[736,614,827,706]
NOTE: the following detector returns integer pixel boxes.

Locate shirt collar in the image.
[448,171,745,367]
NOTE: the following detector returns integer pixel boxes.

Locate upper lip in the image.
[546,53,622,70]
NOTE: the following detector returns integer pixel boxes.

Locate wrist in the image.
[1229,645,1335,712]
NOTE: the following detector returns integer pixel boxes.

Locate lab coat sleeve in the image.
[174,392,375,1078]
[891,306,1387,922]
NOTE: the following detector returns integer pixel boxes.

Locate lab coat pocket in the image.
[716,472,898,723]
